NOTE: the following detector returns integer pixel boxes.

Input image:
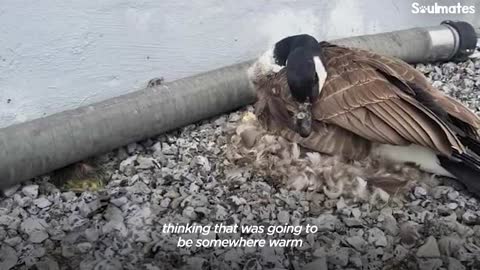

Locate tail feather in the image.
[439,153,480,197]
[462,136,480,156]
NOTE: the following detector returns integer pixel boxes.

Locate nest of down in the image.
[226,111,440,205]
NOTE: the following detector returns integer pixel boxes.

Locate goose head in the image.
[282,36,326,138]
[251,34,327,138]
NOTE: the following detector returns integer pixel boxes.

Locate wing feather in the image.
[314,44,466,156]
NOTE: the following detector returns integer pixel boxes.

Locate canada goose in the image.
[247,34,480,196]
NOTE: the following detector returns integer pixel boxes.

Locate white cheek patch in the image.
[313,56,327,95]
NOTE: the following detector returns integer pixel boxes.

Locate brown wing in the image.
[314,44,470,157]
[277,121,371,160]
[253,68,371,160]
[344,44,480,135]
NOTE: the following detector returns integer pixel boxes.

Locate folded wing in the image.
[313,43,480,157]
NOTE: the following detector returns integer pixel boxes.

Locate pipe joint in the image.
[441,20,477,61]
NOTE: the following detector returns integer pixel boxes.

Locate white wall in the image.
[0,0,479,128]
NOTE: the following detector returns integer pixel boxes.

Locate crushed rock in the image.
[417,236,441,257]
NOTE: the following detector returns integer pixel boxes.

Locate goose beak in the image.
[293,111,312,138]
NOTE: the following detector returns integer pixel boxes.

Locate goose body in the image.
[248,36,480,196]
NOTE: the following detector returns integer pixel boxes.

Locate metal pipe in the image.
[0,21,476,189]
[332,20,477,63]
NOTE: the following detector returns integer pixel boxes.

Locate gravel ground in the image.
[2,56,480,270]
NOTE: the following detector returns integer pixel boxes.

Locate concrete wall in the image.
[1,0,479,128]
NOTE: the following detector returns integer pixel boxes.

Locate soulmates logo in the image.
[412,2,475,14]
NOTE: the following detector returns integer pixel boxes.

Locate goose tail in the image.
[438,144,480,197]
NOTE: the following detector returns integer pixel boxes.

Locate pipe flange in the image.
[441,20,477,60]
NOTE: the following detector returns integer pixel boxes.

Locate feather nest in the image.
[226,111,435,203]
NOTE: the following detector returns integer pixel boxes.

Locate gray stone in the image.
[144,264,161,270]
[160,198,171,208]
[224,248,244,263]
[161,142,175,155]
[29,230,49,243]
[343,217,363,227]
[367,227,388,247]
[102,206,127,237]
[4,236,22,246]
[447,257,465,270]
[229,195,247,206]
[78,199,101,217]
[61,191,77,201]
[461,210,477,225]
[277,210,289,224]
[315,214,338,232]
[2,185,20,197]
[414,186,427,197]
[0,245,18,270]
[393,245,409,261]
[382,214,399,236]
[312,247,326,258]
[0,215,20,230]
[151,141,162,152]
[136,156,156,170]
[447,203,458,210]
[193,156,211,172]
[438,205,454,215]
[349,252,362,268]
[76,242,92,253]
[33,197,52,208]
[345,236,366,251]
[447,191,459,201]
[127,142,138,154]
[328,248,349,266]
[119,155,137,175]
[20,217,49,243]
[195,207,211,217]
[110,196,128,207]
[432,186,451,199]
[336,197,347,210]
[417,236,441,257]
[259,247,281,267]
[84,228,99,242]
[116,147,129,161]
[0,228,6,241]
[189,183,200,194]
[152,150,167,165]
[164,190,180,199]
[438,237,462,257]
[186,257,207,269]
[22,185,39,199]
[302,257,327,270]
[182,206,197,220]
[351,208,361,219]
[24,244,46,259]
[455,247,473,262]
[215,205,228,221]
[13,194,32,207]
[418,258,443,270]
[128,181,151,194]
[35,257,60,270]
[129,174,141,185]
